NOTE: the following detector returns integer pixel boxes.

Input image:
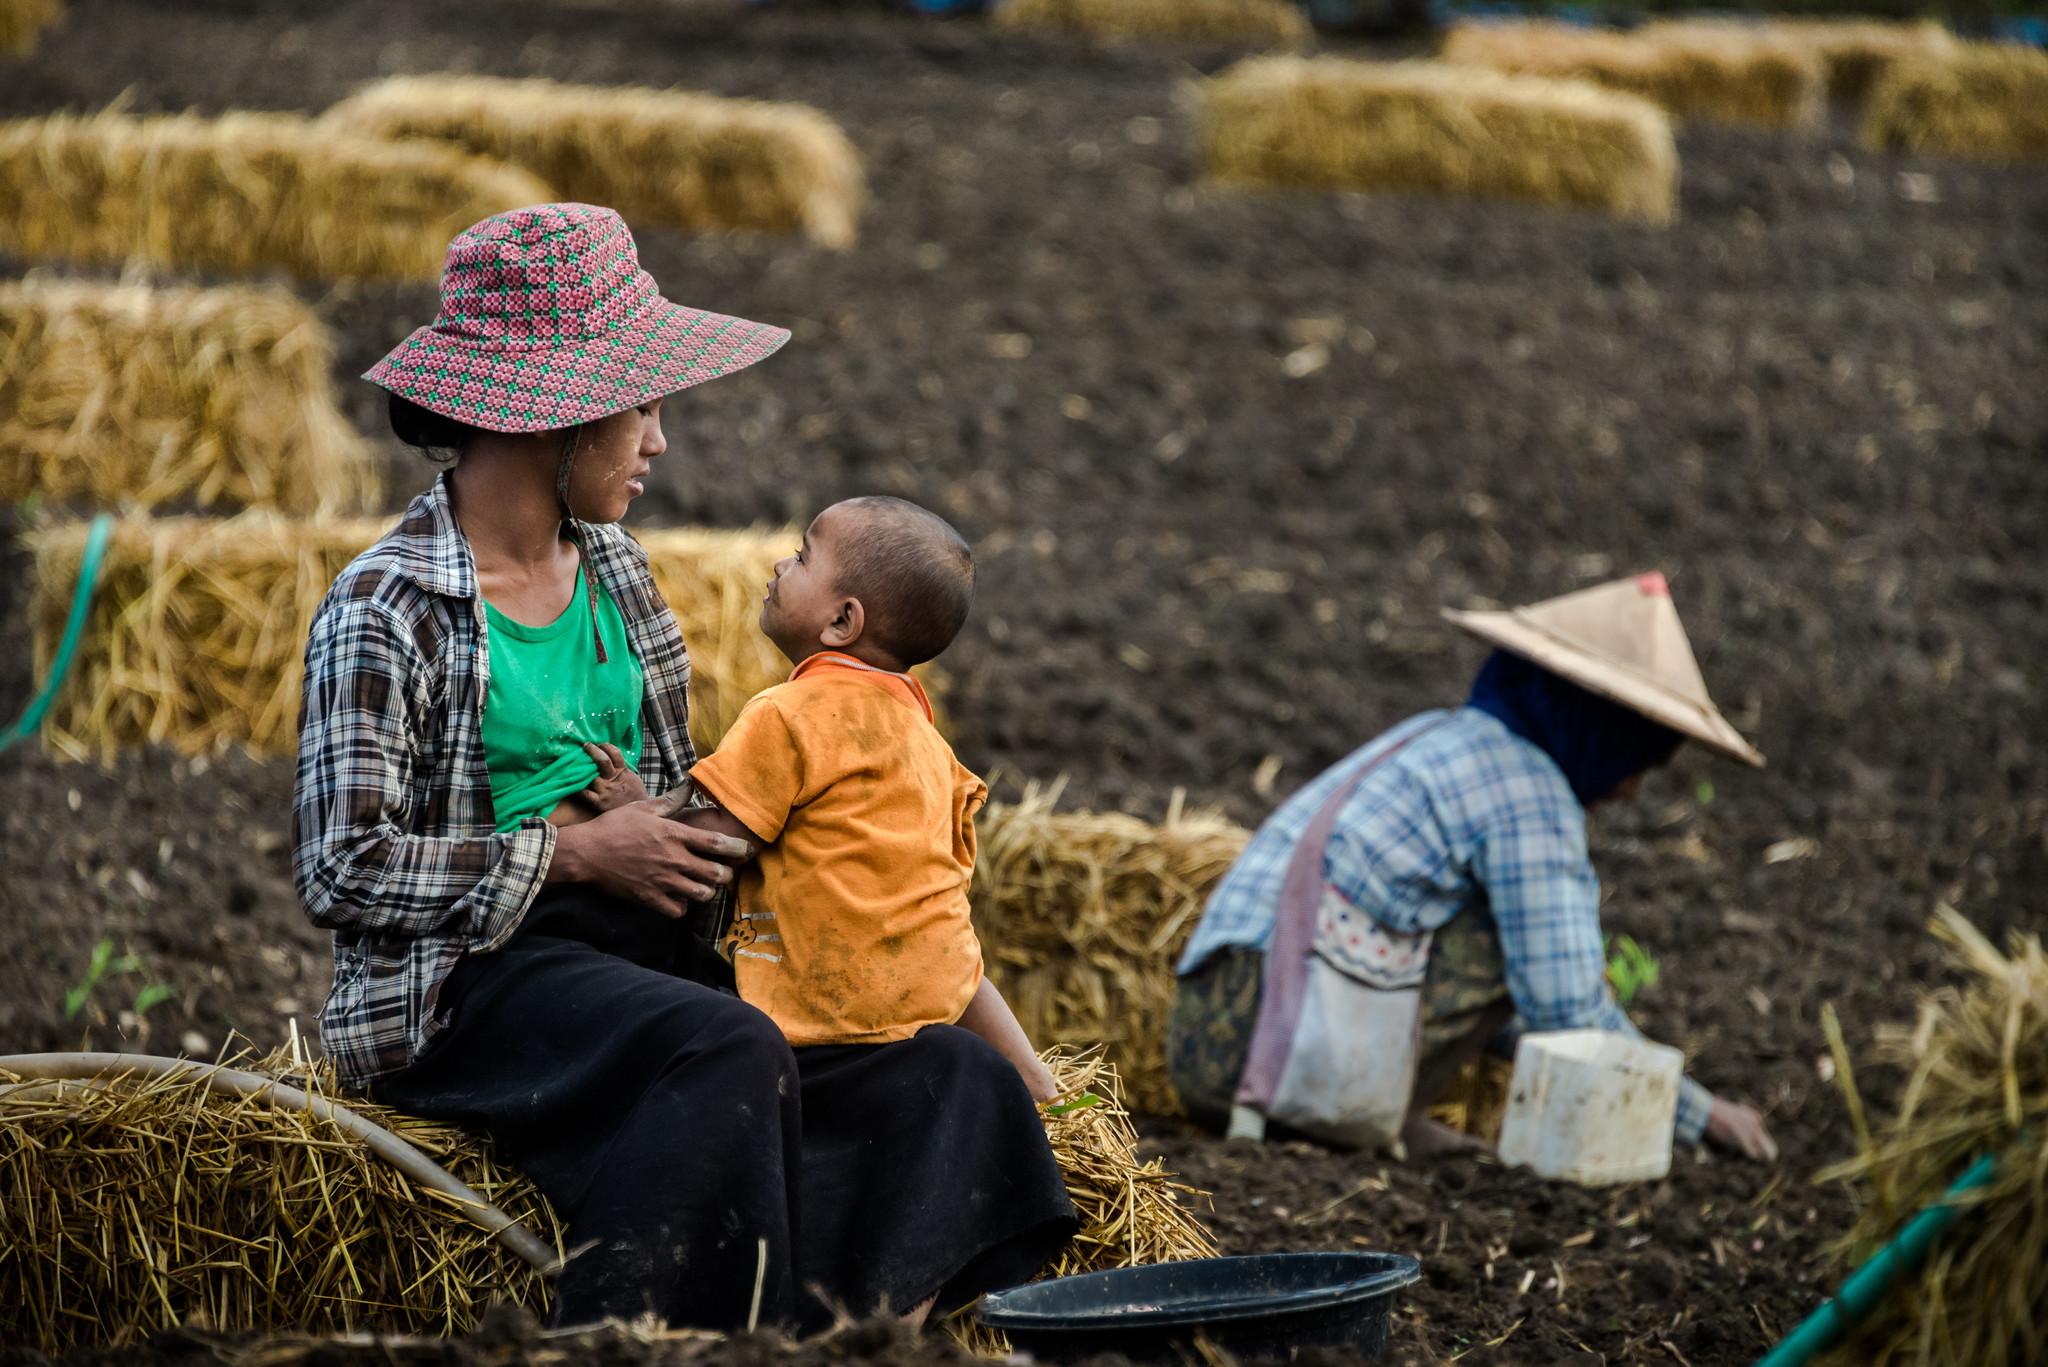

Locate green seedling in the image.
[1605,934,1661,1007]
[1044,1092,1107,1117]
[62,937,173,1022]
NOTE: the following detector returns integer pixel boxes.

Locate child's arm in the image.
[956,976,1061,1103]
[579,742,650,811]
[672,799,760,849]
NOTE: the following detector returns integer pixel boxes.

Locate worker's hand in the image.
[547,796,754,918]
[1704,1097,1779,1162]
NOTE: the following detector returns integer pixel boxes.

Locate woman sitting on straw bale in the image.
[1167,574,1780,1163]
[294,203,1075,1335]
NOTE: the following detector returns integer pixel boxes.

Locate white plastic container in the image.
[1495,1030,1682,1185]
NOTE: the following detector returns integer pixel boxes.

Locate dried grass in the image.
[324,76,863,249]
[952,1046,1219,1355]
[0,0,59,54]
[1442,20,1827,130]
[1201,56,1678,224]
[1430,1055,1514,1142]
[1818,906,2048,1365]
[1863,42,2048,167]
[0,278,378,515]
[0,110,552,283]
[1645,16,1955,102]
[25,516,939,763]
[0,1051,559,1352]
[972,782,1250,1115]
[995,0,1309,49]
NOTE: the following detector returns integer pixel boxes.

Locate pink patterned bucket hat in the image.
[365,203,789,433]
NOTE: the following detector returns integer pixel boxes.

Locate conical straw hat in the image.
[1442,572,1765,768]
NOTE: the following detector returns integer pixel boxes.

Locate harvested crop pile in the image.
[1819,907,2048,1365]
[1863,42,2048,167]
[0,0,59,55]
[1201,56,1678,224]
[0,1051,560,1352]
[0,278,376,515]
[952,1046,1217,1354]
[1441,19,1826,130]
[995,0,1308,50]
[324,76,863,249]
[1645,16,1955,102]
[971,783,1248,1114]
[0,110,550,282]
[23,516,939,762]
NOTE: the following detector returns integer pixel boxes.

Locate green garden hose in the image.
[1754,1152,1998,1367]
[1,514,112,751]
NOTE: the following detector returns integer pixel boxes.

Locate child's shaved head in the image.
[827,497,974,667]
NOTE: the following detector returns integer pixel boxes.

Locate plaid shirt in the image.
[293,472,700,1086]
[1178,708,1711,1143]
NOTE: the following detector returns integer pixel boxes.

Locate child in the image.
[566,496,1057,1100]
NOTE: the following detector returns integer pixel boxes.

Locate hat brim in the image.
[1444,606,1766,768]
[364,294,791,435]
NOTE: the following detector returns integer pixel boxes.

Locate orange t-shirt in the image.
[688,651,987,1046]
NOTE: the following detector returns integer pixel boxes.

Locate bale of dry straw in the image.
[972,783,1249,1115]
[0,0,60,54]
[0,278,377,515]
[0,1054,559,1352]
[953,1046,1218,1355]
[996,0,1308,49]
[26,516,934,763]
[324,76,863,249]
[1646,16,1955,103]
[1819,906,2048,1365]
[0,110,551,283]
[1442,20,1826,130]
[1201,56,1679,225]
[1863,42,2048,167]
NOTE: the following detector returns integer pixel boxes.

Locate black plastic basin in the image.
[975,1251,1423,1361]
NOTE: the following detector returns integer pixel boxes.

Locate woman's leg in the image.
[372,933,802,1330]
[1164,946,1266,1133]
[789,1025,1078,1333]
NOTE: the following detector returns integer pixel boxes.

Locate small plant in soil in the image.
[62,937,173,1021]
[1605,934,1660,1006]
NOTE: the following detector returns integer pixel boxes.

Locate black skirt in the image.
[374,888,1077,1332]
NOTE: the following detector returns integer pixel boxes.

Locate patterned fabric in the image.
[1167,911,1510,1133]
[364,203,790,434]
[292,471,705,1086]
[1176,707,1711,1143]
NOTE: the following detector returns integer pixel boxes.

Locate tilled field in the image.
[2,2,2045,1362]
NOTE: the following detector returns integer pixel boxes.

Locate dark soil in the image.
[2,1,2045,1362]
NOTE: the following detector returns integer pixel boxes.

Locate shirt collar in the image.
[387,469,644,606]
[790,650,934,722]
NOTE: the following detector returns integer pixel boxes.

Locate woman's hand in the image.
[1704,1096,1780,1161]
[547,789,756,918]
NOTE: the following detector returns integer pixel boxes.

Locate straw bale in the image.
[1201,56,1678,225]
[995,0,1309,49]
[0,110,552,283]
[1819,907,2048,1364]
[25,516,943,763]
[0,1053,558,1351]
[971,783,1250,1115]
[325,76,863,249]
[953,1046,1218,1355]
[1863,42,2048,167]
[0,0,59,54]
[1646,16,1955,102]
[1442,20,1826,130]
[0,278,377,515]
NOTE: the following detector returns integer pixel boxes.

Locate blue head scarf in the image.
[1466,650,1684,806]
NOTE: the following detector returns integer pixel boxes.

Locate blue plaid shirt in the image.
[1178,707,1711,1144]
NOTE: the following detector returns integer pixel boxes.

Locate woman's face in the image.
[566,398,667,523]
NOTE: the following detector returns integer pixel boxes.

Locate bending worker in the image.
[1167,573,1779,1162]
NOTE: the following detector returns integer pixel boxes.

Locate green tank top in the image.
[481,564,644,832]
